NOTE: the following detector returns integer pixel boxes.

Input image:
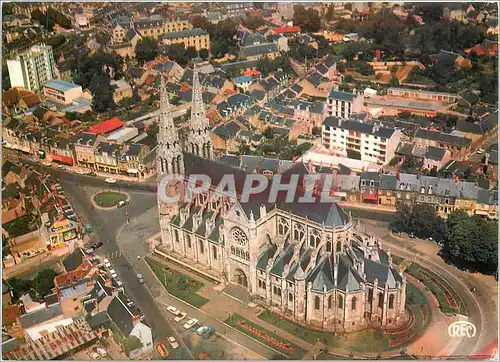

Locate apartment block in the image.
[163,28,210,51]
[322,117,402,166]
[327,88,364,119]
[7,44,56,91]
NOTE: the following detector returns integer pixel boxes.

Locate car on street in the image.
[42,161,52,166]
[184,318,198,330]
[167,306,180,315]
[478,148,486,154]
[76,169,90,175]
[109,269,118,278]
[117,200,129,208]
[29,157,37,163]
[57,164,65,169]
[103,258,111,268]
[85,248,94,254]
[201,327,216,340]
[167,336,179,349]
[137,274,144,284]
[196,326,208,335]
[92,241,104,249]
[174,312,187,323]
[94,347,107,357]
[105,177,117,184]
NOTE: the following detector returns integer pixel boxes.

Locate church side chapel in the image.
[156,66,408,332]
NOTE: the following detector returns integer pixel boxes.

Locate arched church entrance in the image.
[232,268,248,288]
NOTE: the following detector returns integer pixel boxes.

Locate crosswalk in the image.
[102,250,122,260]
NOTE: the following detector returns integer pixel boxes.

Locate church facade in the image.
[156,68,408,332]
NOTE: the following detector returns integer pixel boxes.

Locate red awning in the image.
[51,154,74,166]
[364,194,378,201]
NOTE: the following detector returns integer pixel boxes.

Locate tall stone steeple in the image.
[186,65,213,160]
[156,74,184,178]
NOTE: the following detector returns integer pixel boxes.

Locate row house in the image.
[412,129,472,161]
[163,28,210,51]
[94,142,120,174]
[349,172,497,219]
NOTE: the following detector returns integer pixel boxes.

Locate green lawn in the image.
[3,215,38,238]
[258,310,390,352]
[403,75,437,86]
[93,191,127,208]
[225,313,306,359]
[145,257,209,308]
[331,43,346,55]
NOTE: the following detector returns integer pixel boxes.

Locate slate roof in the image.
[213,122,241,140]
[62,248,85,272]
[425,146,447,161]
[250,90,266,101]
[241,42,279,58]
[106,296,135,336]
[329,89,355,101]
[414,129,472,147]
[164,28,207,40]
[19,303,63,329]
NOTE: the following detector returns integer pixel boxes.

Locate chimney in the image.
[334,84,339,91]
[352,87,357,95]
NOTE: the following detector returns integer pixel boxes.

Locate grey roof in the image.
[333,175,360,192]
[164,28,207,40]
[19,303,63,329]
[306,72,323,87]
[250,89,266,101]
[290,83,303,94]
[72,132,97,146]
[213,122,241,140]
[106,296,135,336]
[329,90,355,101]
[241,42,278,58]
[379,174,397,190]
[425,146,447,161]
[62,248,85,272]
[220,59,258,72]
[242,33,266,46]
[219,154,241,168]
[414,129,471,147]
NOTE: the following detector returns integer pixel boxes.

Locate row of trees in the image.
[190,16,239,59]
[256,55,292,76]
[390,204,498,274]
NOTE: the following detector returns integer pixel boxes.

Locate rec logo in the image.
[448,321,477,338]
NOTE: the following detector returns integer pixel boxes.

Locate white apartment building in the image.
[327,88,364,119]
[321,117,402,166]
[7,44,56,92]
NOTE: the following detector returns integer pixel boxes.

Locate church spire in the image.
[157,74,184,179]
[186,65,213,160]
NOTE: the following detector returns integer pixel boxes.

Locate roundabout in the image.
[92,191,130,209]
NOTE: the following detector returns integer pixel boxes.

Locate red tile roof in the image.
[271,26,301,34]
[2,305,20,326]
[88,117,124,135]
[55,259,94,288]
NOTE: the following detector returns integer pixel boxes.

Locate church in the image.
[155,67,408,332]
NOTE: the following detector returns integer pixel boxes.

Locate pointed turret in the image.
[186,65,213,160]
[156,74,184,178]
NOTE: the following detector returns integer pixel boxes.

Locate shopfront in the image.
[51,153,74,166]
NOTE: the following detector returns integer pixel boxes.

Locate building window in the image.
[378,292,384,309]
[232,227,248,246]
[310,229,320,247]
[389,294,394,309]
[294,224,305,241]
[328,295,333,309]
[289,293,293,302]
[351,297,357,310]
[212,246,217,260]
[326,240,332,252]
[336,241,342,253]
[199,240,204,254]
[314,296,320,310]
[278,217,289,235]
[186,234,191,248]
[174,229,179,243]
[338,295,343,309]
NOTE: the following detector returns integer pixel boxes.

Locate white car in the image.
[76,169,87,175]
[196,326,208,335]
[103,258,111,268]
[167,306,179,315]
[109,269,118,278]
[167,336,179,349]
[42,161,52,166]
[105,178,117,184]
[95,348,107,357]
[174,312,187,323]
[183,318,198,330]
[478,148,486,154]
[57,164,65,169]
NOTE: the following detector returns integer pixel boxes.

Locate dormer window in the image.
[428,185,433,195]
[420,186,425,194]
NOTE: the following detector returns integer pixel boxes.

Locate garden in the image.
[93,191,128,208]
[225,313,306,359]
[145,257,209,308]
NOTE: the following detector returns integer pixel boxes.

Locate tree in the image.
[185,46,198,60]
[164,43,188,66]
[47,34,66,49]
[239,143,251,155]
[411,204,445,240]
[190,15,213,31]
[33,268,58,298]
[123,335,143,355]
[400,155,423,174]
[244,15,265,30]
[199,48,209,60]
[263,127,273,139]
[325,4,335,22]
[256,56,273,75]
[389,203,412,233]
[293,5,321,32]
[135,37,158,64]
[96,31,112,47]
[311,126,321,136]
[118,97,134,109]
[7,278,33,300]
[389,75,400,86]
[90,72,116,113]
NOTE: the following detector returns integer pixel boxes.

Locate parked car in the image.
[95,347,107,357]
[85,248,94,254]
[29,157,37,163]
[478,148,485,154]
[105,178,117,184]
[174,312,187,323]
[109,269,118,278]
[196,326,208,335]
[117,200,129,208]
[42,161,52,166]
[201,327,216,340]
[137,274,144,284]
[167,336,179,349]
[76,169,86,175]
[92,241,104,249]
[183,318,198,330]
[57,164,65,169]
[167,306,179,315]
[103,258,111,268]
